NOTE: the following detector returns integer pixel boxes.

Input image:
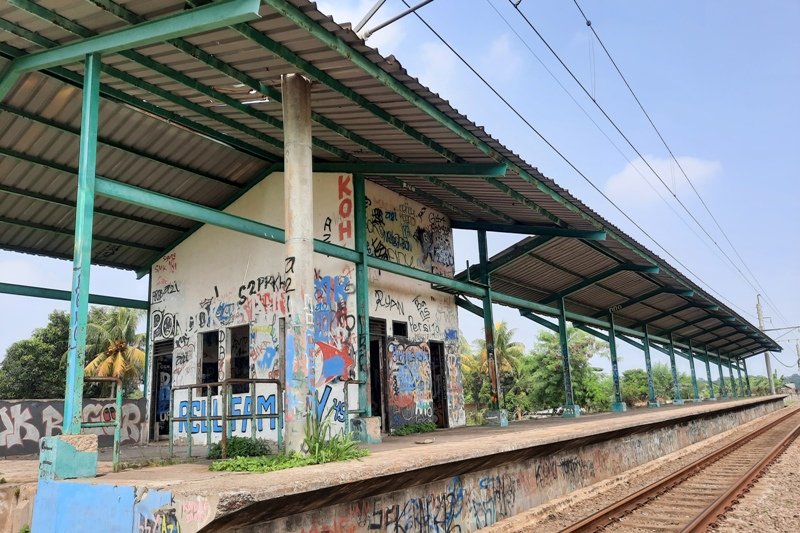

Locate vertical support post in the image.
[687,339,700,402]
[282,72,315,453]
[643,326,659,407]
[112,379,122,472]
[608,314,625,412]
[187,387,193,459]
[736,363,745,398]
[743,359,752,396]
[717,352,728,399]
[704,345,716,400]
[353,173,371,418]
[756,295,776,394]
[668,333,684,405]
[728,358,738,398]
[143,275,153,442]
[63,52,102,434]
[478,230,507,426]
[558,297,580,417]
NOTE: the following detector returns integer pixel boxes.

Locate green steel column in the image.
[608,314,626,412]
[558,297,580,417]
[736,363,745,398]
[643,326,659,407]
[704,345,716,400]
[478,230,502,413]
[687,339,700,402]
[717,352,728,399]
[63,53,101,434]
[668,333,684,405]
[142,274,152,423]
[728,359,738,399]
[743,359,752,396]
[353,173,370,418]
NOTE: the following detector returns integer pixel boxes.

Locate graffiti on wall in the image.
[0,399,146,456]
[313,269,356,386]
[386,338,433,429]
[445,334,466,427]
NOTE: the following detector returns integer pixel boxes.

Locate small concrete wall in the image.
[230,398,785,532]
[0,398,146,456]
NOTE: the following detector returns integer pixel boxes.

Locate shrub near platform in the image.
[391,421,436,436]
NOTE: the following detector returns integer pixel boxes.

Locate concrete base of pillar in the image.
[647,400,661,408]
[351,417,382,444]
[562,405,581,418]
[707,397,718,401]
[39,434,98,480]
[672,399,685,405]
[692,398,703,403]
[484,409,509,427]
[611,401,627,413]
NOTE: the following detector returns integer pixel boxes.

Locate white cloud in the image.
[417,41,460,97]
[316,0,406,52]
[605,155,722,206]
[485,33,523,82]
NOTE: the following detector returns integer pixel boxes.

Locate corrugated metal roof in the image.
[0,0,778,358]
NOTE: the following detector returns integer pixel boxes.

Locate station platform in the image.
[1,395,788,533]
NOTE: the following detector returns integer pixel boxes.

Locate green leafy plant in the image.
[391,421,437,436]
[207,436,272,460]
[19,526,30,533]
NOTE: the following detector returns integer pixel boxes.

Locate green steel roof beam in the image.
[0,28,278,163]
[597,288,695,318]
[712,336,755,352]
[658,315,719,335]
[312,162,507,176]
[0,0,260,99]
[0,182,186,233]
[450,221,607,240]
[0,281,148,309]
[0,103,241,188]
[639,302,719,327]
[520,311,559,332]
[539,264,660,305]
[575,324,611,344]
[455,296,484,318]
[685,322,735,340]
[0,215,162,252]
[454,235,554,280]
[86,0,402,164]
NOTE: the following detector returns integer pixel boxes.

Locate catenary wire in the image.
[399,0,756,321]
[570,0,789,327]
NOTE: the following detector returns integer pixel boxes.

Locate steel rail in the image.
[559,406,800,532]
[682,419,800,532]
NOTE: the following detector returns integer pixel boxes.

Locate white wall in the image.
[148,172,463,445]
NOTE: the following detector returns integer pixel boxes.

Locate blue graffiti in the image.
[316,384,332,421]
[332,398,346,423]
[177,394,277,433]
[444,328,458,341]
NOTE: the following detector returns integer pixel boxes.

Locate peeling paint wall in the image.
[147,173,462,445]
[240,401,783,533]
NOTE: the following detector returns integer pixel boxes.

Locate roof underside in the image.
[0,0,779,358]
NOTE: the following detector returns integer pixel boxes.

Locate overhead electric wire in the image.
[571,0,789,327]
[771,352,796,369]
[508,1,770,316]
[484,0,747,298]
[399,0,755,320]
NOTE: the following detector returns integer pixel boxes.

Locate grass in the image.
[391,421,437,436]
[209,413,368,473]
[207,436,272,460]
[116,457,195,471]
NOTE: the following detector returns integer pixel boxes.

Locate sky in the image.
[1,0,799,381]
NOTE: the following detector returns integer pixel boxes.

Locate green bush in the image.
[207,436,272,460]
[466,409,485,426]
[391,421,437,436]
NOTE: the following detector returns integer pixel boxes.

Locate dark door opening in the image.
[429,340,449,428]
[369,318,388,433]
[230,325,250,393]
[150,339,174,440]
[201,330,219,394]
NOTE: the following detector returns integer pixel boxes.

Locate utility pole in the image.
[796,341,800,373]
[756,295,775,395]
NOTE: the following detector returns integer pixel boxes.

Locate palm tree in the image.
[84,308,146,391]
[474,321,524,374]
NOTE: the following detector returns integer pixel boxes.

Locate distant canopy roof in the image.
[0,0,779,358]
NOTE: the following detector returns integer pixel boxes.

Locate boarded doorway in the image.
[429,340,449,428]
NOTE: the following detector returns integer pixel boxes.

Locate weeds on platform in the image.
[391,421,437,436]
[207,436,272,460]
[209,413,368,473]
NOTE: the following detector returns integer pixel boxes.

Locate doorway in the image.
[229,325,250,393]
[369,317,387,432]
[429,341,449,428]
[150,339,174,440]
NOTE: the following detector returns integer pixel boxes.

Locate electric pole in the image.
[756,295,776,395]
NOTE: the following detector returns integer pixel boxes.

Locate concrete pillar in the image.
[668,333,684,405]
[608,314,626,412]
[478,230,507,426]
[282,73,315,453]
[643,326,660,408]
[704,345,716,400]
[687,340,700,402]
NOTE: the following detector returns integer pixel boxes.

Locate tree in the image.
[621,368,649,405]
[83,307,146,395]
[519,327,610,413]
[0,310,70,399]
[473,321,524,374]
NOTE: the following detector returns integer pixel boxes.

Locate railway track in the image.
[560,406,800,533]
